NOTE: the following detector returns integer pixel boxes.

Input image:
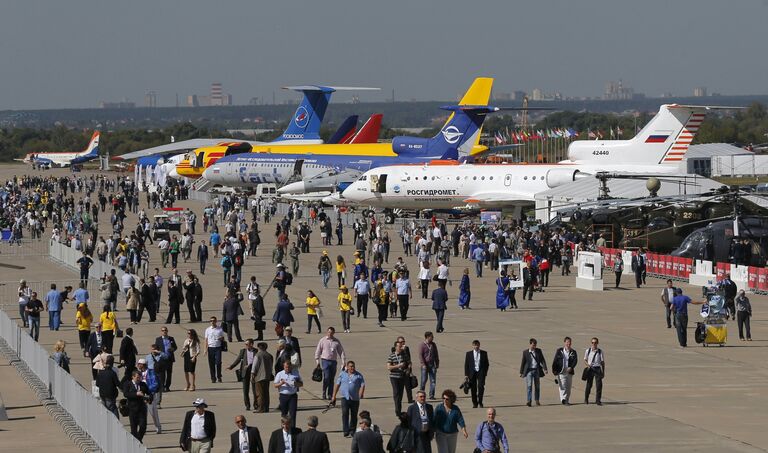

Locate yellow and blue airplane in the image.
[202,77,496,192]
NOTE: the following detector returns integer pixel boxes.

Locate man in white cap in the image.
[180,398,217,452]
[274,263,288,301]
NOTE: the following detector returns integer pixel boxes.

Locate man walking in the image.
[407,391,434,453]
[584,337,606,405]
[519,338,547,407]
[180,398,216,452]
[204,317,225,383]
[228,339,257,411]
[351,417,384,453]
[250,342,274,413]
[274,361,303,427]
[670,288,704,348]
[661,279,675,328]
[419,332,439,400]
[45,283,63,331]
[721,273,738,320]
[631,250,645,288]
[330,360,366,438]
[155,326,177,392]
[314,327,346,400]
[474,408,509,453]
[296,415,331,453]
[431,282,447,333]
[353,273,371,319]
[25,291,44,341]
[124,370,150,441]
[464,340,489,408]
[552,336,577,405]
[229,415,263,453]
[95,355,121,418]
[267,417,301,453]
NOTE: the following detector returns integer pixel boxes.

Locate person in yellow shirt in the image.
[338,286,353,333]
[372,280,389,328]
[99,304,119,353]
[75,303,93,354]
[305,290,322,334]
[336,255,346,288]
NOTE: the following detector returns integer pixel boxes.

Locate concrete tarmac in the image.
[0,165,766,452]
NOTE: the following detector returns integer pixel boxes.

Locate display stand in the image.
[576,251,604,291]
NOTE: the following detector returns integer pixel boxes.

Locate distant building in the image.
[145,91,158,108]
[531,88,543,101]
[187,82,233,106]
[186,95,199,107]
[603,80,634,100]
[511,90,527,101]
[693,86,708,97]
[99,100,135,109]
[493,92,512,101]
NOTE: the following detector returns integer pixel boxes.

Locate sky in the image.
[1,0,766,110]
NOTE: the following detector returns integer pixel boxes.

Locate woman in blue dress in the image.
[496,270,511,311]
[458,268,471,309]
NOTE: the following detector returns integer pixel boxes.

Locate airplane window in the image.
[431,176,435,180]
[423,176,427,180]
[473,176,477,180]
[407,177,410,181]
[524,176,528,180]
[481,176,485,180]
[490,176,493,180]
[456,177,459,180]
[532,176,536,180]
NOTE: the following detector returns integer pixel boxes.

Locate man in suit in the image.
[180,398,216,452]
[119,327,138,381]
[464,339,489,408]
[552,336,578,405]
[281,326,302,367]
[85,324,104,379]
[228,339,257,410]
[155,326,177,392]
[296,415,330,453]
[251,342,274,413]
[123,370,150,441]
[631,250,646,288]
[95,355,121,418]
[229,414,263,453]
[406,391,434,453]
[267,416,302,453]
[660,279,676,328]
[351,417,384,453]
[519,338,547,407]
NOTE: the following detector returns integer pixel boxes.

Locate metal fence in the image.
[0,238,49,256]
[0,309,149,453]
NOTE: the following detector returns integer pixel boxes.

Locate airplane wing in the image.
[462,192,532,206]
[118,139,257,160]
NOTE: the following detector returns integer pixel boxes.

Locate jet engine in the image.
[545,169,588,189]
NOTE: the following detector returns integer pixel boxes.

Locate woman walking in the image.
[18,279,31,328]
[458,268,470,310]
[336,255,347,288]
[305,290,322,334]
[181,329,200,391]
[419,260,431,299]
[433,389,468,453]
[338,285,352,333]
[99,304,118,353]
[613,252,624,288]
[126,281,141,324]
[52,340,71,373]
[495,271,511,311]
[75,303,93,353]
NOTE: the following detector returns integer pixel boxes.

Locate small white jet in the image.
[19,131,100,167]
[328,104,737,222]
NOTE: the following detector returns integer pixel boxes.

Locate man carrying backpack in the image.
[137,358,162,434]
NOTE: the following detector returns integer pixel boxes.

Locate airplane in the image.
[330,104,740,222]
[117,85,379,163]
[202,77,498,191]
[171,112,381,180]
[19,131,100,168]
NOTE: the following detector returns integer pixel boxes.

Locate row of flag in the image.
[493,126,626,145]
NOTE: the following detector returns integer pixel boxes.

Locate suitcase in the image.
[703,323,727,346]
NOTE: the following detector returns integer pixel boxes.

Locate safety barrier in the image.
[49,240,126,281]
[0,310,149,452]
[599,247,764,294]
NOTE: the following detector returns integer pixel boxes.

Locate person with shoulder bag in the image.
[613,253,624,288]
[583,337,605,405]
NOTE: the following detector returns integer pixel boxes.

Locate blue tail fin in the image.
[327,115,359,144]
[273,86,335,142]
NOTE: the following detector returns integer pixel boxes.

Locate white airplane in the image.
[328,104,737,222]
[19,131,100,167]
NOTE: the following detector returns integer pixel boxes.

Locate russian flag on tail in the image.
[645,134,670,143]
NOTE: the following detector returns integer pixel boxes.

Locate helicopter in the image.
[549,173,768,255]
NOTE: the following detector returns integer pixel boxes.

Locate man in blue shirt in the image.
[353,274,371,319]
[330,360,366,438]
[475,407,509,453]
[670,288,704,347]
[472,246,486,278]
[44,283,63,331]
[73,282,89,305]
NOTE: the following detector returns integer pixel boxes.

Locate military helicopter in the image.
[550,173,768,255]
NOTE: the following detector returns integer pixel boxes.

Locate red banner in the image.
[715,262,728,281]
[748,266,759,290]
[681,258,693,279]
[759,268,768,291]
[664,255,674,276]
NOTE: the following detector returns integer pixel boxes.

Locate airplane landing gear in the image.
[384,209,396,224]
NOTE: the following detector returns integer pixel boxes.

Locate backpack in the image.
[285,272,293,285]
[221,256,232,268]
[145,368,160,393]
[233,254,243,266]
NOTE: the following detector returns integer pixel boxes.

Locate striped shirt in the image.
[388,351,408,379]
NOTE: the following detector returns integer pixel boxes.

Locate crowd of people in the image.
[6,171,756,453]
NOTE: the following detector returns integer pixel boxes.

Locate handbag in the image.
[221,339,228,352]
[581,367,590,381]
[408,374,418,389]
[116,328,124,338]
[118,398,129,417]
[235,369,243,382]
[312,365,323,382]
[91,380,100,399]
[253,320,267,330]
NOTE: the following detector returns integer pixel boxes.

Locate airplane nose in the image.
[277,181,305,194]
[202,166,219,181]
[322,194,343,205]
